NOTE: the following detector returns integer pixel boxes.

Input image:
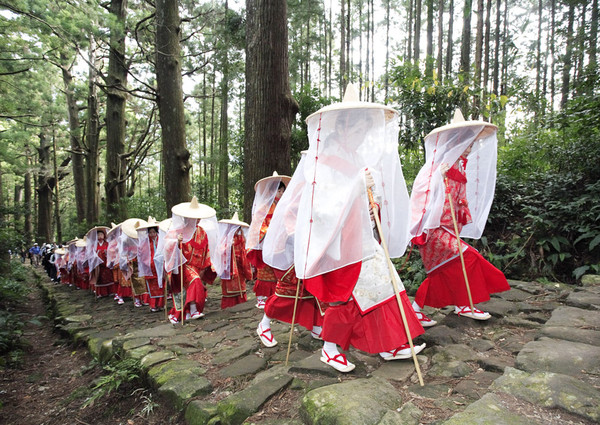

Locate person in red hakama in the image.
[136,218,166,312]
[217,213,253,309]
[287,85,426,372]
[246,172,290,309]
[86,227,115,298]
[409,110,510,323]
[165,197,219,324]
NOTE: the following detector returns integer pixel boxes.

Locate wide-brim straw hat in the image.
[137,216,161,231]
[254,171,292,192]
[219,212,249,227]
[306,83,398,123]
[171,196,216,220]
[86,226,110,238]
[121,218,148,239]
[106,222,120,237]
[75,237,87,248]
[66,238,78,246]
[158,218,172,233]
[426,109,497,140]
[54,248,67,255]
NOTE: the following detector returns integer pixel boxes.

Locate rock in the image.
[418,325,462,346]
[300,377,401,425]
[431,344,479,362]
[394,402,423,425]
[507,280,544,294]
[499,316,542,329]
[467,338,495,352]
[494,288,532,302]
[148,359,207,387]
[565,290,600,310]
[121,337,152,351]
[539,326,600,347]
[215,372,292,424]
[516,337,600,380]
[289,352,340,377]
[429,360,472,378]
[441,393,531,425]
[140,350,176,368]
[371,356,427,382]
[123,324,177,339]
[545,305,600,328]
[492,367,600,422]
[581,274,600,287]
[478,298,516,317]
[126,344,156,360]
[218,354,267,378]
[408,383,451,399]
[476,355,514,373]
[184,400,218,425]
[211,341,258,365]
[453,371,500,399]
[158,375,212,410]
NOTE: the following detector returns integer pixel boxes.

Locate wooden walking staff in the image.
[179,239,185,326]
[443,176,476,315]
[284,267,302,366]
[367,186,424,386]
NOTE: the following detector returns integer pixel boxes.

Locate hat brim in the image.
[136,221,161,231]
[426,120,497,140]
[75,239,87,247]
[254,175,292,192]
[219,218,249,227]
[171,202,216,220]
[158,219,172,233]
[86,226,110,238]
[306,102,398,123]
[121,218,148,239]
[54,248,67,255]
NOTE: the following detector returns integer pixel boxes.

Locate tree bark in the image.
[218,2,230,213]
[446,0,454,78]
[156,0,191,213]
[37,131,53,242]
[86,34,100,225]
[473,0,484,117]
[460,0,472,84]
[60,52,86,223]
[340,0,346,97]
[425,0,434,77]
[24,148,33,246]
[105,0,128,222]
[244,0,299,221]
[414,0,422,63]
[561,1,575,109]
[590,0,598,83]
[437,0,444,81]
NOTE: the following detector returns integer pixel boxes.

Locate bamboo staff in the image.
[164,275,169,322]
[443,177,475,315]
[285,267,301,366]
[367,187,424,386]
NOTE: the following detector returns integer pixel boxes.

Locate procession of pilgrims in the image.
[43,84,510,373]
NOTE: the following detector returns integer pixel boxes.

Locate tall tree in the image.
[446,0,455,78]
[59,52,86,223]
[156,0,191,213]
[425,0,434,77]
[244,0,299,220]
[561,1,575,109]
[36,130,52,242]
[85,34,100,225]
[460,0,473,83]
[105,0,129,221]
[414,0,422,63]
[473,0,484,117]
[437,0,444,81]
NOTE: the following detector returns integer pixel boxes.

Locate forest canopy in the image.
[0,0,598,285]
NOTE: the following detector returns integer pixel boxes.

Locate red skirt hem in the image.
[321,292,424,353]
[264,296,323,330]
[415,247,510,308]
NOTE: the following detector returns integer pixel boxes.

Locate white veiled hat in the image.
[219,212,249,227]
[253,171,292,192]
[171,196,216,219]
[426,109,497,140]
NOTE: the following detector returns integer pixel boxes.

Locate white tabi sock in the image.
[323,341,339,356]
[189,302,198,315]
[260,314,271,329]
[412,301,421,313]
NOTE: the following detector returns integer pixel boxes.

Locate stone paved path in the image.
[39,273,600,425]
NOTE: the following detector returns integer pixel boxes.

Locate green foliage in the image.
[0,262,31,368]
[83,357,143,408]
[290,84,331,161]
[486,92,600,284]
[386,60,470,150]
